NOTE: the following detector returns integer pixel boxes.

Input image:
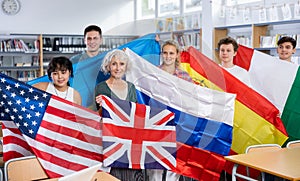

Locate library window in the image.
[158,0,180,17]
[184,0,202,13]
[226,0,262,6]
[136,0,155,20]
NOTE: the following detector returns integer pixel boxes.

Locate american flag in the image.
[0,73,110,178]
[101,95,177,170]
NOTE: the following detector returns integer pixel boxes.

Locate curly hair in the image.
[101,49,131,75]
[217,36,239,52]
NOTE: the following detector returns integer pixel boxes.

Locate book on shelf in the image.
[17,70,38,82]
[32,56,39,66]
[184,14,193,30]
[295,2,300,19]
[192,13,201,29]
[260,34,298,48]
[1,38,37,52]
[243,7,251,23]
[15,63,24,67]
[155,19,165,32]
[260,36,275,48]
[165,17,173,32]
[236,36,251,48]
[269,6,279,22]
[174,16,185,31]
[281,3,292,20]
[229,6,237,19]
[258,7,267,22]
[173,33,185,48]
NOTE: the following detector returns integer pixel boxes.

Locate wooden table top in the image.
[225,147,300,181]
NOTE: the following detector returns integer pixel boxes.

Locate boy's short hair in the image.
[217,36,239,52]
[277,36,296,49]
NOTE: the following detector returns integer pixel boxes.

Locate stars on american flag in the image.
[0,75,51,138]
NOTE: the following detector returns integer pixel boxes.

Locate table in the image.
[225,147,300,181]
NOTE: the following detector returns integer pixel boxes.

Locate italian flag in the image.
[181,46,288,155]
[235,45,300,142]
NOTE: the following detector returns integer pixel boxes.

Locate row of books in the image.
[173,32,201,50]
[0,39,39,52]
[43,37,85,52]
[0,56,39,67]
[1,70,38,82]
[260,34,300,48]
[156,13,201,33]
[236,36,251,47]
[42,36,137,53]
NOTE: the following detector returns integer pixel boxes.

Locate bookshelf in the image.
[0,34,41,81]
[213,19,300,63]
[156,29,202,51]
[0,34,138,81]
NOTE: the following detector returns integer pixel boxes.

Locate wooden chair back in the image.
[91,172,120,181]
[287,140,300,148]
[4,156,48,181]
[246,144,281,153]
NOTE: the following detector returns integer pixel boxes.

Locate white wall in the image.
[0,0,138,35]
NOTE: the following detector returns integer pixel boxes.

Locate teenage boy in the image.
[277,36,297,64]
[218,36,251,86]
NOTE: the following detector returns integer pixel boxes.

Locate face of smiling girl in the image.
[162,44,178,66]
[51,68,70,89]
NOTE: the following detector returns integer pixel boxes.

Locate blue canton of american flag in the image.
[0,74,50,138]
[0,73,109,178]
[101,95,177,170]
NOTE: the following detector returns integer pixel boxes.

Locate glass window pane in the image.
[137,0,155,20]
[226,0,262,6]
[158,0,180,17]
[184,0,202,13]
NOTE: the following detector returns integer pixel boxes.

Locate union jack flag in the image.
[101,95,177,170]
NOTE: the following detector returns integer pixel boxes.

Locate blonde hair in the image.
[161,39,181,68]
[101,49,131,75]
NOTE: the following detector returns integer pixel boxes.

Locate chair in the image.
[286,140,300,148]
[91,172,120,181]
[4,156,48,181]
[232,144,281,181]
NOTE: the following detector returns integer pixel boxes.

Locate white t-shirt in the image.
[222,65,251,86]
[46,83,74,102]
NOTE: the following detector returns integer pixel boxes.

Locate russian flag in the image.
[235,45,300,143]
[125,48,236,180]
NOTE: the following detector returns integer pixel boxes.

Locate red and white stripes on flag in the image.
[0,73,110,178]
[2,121,34,161]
